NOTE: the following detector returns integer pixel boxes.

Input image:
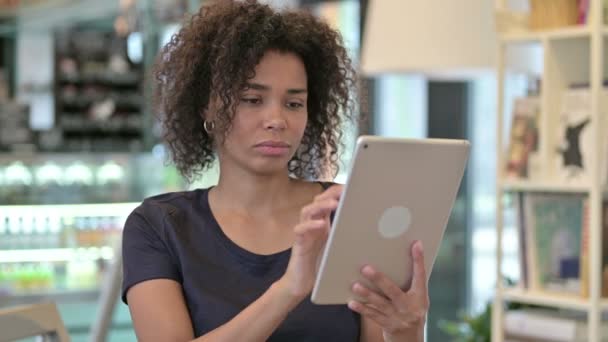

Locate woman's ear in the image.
[203,96,220,122]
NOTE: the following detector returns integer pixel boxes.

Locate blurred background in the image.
[0,0,519,341]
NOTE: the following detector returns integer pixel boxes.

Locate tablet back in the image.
[311,136,470,304]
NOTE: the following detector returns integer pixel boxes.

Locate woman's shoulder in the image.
[123,188,216,245]
[143,188,205,207]
[130,188,210,223]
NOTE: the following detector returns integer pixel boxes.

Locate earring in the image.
[203,120,215,134]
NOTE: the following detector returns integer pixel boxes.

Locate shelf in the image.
[0,202,138,217]
[0,0,119,30]
[0,247,115,263]
[500,30,543,43]
[60,115,143,134]
[544,26,593,41]
[501,288,608,311]
[500,25,604,44]
[500,179,591,193]
[58,72,141,86]
[0,288,100,307]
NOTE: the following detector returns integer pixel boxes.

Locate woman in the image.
[122,1,429,341]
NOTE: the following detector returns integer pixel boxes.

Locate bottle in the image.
[109,216,123,249]
[48,215,61,249]
[21,216,34,250]
[88,216,102,247]
[0,264,9,295]
[97,160,126,202]
[0,216,8,250]
[33,216,46,249]
[60,216,76,249]
[8,216,22,250]
[78,216,93,247]
[35,162,63,204]
[4,161,33,204]
[63,161,94,203]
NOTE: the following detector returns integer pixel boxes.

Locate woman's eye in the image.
[287,102,304,109]
[242,98,261,105]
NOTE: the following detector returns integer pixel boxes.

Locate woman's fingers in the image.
[300,197,339,221]
[347,300,390,327]
[360,266,405,303]
[351,282,393,314]
[293,219,326,235]
[409,241,428,296]
[317,184,344,200]
[310,185,343,207]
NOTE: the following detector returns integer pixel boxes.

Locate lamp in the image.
[361,0,497,78]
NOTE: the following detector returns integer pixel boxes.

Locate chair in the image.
[0,301,70,341]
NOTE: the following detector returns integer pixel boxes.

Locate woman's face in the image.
[214,50,308,176]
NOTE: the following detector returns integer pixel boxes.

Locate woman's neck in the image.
[210,165,298,217]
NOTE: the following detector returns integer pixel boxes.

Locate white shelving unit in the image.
[493,1,608,341]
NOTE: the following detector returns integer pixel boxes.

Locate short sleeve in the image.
[121,204,182,304]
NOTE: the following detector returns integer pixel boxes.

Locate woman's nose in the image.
[264,103,287,131]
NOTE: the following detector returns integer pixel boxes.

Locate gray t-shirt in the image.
[121,187,360,341]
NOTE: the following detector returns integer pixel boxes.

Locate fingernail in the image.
[361,265,375,276]
[347,300,358,310]
[416,241,424,254]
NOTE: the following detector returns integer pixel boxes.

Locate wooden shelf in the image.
[501,288,608,311]
[0,288,100,307]
[500,25,600,44]
[544,26,593,41]
[500,30,544,44]
[0,202,137,217]
[0,247,116,263]
[500,179,591,193]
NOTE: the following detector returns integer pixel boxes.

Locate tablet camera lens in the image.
[363,144,368,149]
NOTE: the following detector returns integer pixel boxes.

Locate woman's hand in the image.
[277,185,343,301]
[348,241,429,342]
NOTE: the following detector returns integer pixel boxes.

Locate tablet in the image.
[311,136,470,305]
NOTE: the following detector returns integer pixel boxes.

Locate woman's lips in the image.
[254,141,290,157]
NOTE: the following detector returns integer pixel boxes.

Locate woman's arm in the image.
[360,316,384,342]
[126,279,195,342]
[360,317,425,342]
[127,277,303,342]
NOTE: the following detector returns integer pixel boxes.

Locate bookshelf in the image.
[493,1,608,341]
[502,288,608,311]
[501,25,594,42]
[500,179,593,193]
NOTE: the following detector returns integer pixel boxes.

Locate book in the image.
[525,193,585,294]
[575,0,608,24]
[524,197,608,298]
[504,309,608,341]
[515,192,529,289]
[578,0,589,24]
[602,202,608,297]
[553,88,608,186]
[529,0,579,30]
[577,200,608,298]
[579,199,590,297]
[505,97,540,180]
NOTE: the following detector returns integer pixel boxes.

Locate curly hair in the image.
[154,0,357,182]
